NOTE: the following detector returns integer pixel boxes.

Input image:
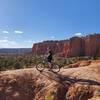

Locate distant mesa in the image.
[32,34,100,57]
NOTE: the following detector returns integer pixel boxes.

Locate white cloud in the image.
[0,39,33,48]
[2,31,9,34]
[75,33,82,36]
[51,36,55,39]
[24,40,34,43]
[0,39,20,48]
[14,30,23,34]
[0,39,7,43]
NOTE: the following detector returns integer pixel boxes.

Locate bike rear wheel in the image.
[52,64,60,73]
[36,63,45,71]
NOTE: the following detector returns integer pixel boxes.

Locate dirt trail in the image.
[0,60,100,100]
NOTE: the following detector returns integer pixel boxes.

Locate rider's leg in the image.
[48,62,51,69]
[47,58,52,70]
[48,61,53,71]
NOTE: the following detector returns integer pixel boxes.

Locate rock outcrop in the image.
[84,34,100,57]
[32,34,100,57]
[0,60,100,100]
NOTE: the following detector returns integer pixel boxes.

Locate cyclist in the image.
[46,49,53,70]
[36,48,60,72]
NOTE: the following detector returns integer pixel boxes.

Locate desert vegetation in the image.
[0,53,100,71]
[0,54,33,71]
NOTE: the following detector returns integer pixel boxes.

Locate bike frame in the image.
[42,60,53,69]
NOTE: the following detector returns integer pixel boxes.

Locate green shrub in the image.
[0,54,34,71]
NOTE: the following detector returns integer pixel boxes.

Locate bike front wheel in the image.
[52,64,60,73]
[36,63,45,71]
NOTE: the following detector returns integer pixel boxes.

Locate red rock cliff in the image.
[32,34,100,57]
[84,34,100,57]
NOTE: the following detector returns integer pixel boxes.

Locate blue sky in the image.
[0,0,100,48]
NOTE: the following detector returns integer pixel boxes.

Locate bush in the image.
[0,54,100,71]
[0,54,34,71]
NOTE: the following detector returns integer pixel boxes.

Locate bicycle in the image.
[36,59,60,73]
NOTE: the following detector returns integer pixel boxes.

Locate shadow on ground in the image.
[40,70,100,86]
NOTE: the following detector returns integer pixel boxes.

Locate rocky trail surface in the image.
[0,60,100,100]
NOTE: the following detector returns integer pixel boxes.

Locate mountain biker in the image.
[46,49,53,70]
